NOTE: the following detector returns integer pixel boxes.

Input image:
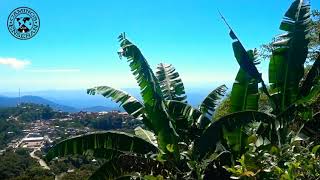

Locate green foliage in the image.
[156,63,187,102]
[0,149,50,179]
[118,34,179,156]
[0,118,23,149]
[164,100,210,143]
[259,9,319,63]
[222,2,320,179]
[87,86,146,122]
[46,1,320,179]
[0,103,57,123]
[309,9,320,61]
[193,111,275,160]
[90,115,122,130]
[230,50,260,112]
[269,0,311,111]
[134,126,157,146]
[226,141,320,180]
[199,85,227,118]
[213,95,231,120]
[46,131,158,162]
[89,154,175,180]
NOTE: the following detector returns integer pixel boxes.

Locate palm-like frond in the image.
[230,50,260,112]
[134,126,157,146]
[118,33,178,156]
[45,131,158,161]
[219,11,262,82]
[269,0,311,110]
[156,63,187,102]
[87,86,154,130]
[165,100,210,127]
[118,34,163,108]
[193,111,275,160]
[219,12,272,104]
[199,85,227,118]
[89,154,175,180]
[230,37,262,82]
[84,149,124,160]
[87,86,145,119]
[165,100,211,141]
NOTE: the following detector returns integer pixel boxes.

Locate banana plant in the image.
[156,63,187,102]
[199,0,318,161]
[269,0,311,111]
[45,131,159,162]
[45,1,320,179]
[46,34,230,179]
[87,35,228,145]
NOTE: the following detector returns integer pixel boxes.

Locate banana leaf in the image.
[45,131,158,161]
[199,85,227,118]
[193,111,275,160]
[269,0,311,111]
[118,33,178,156]
[89,154,174,180]
[87,86,153,129]
[156,63,187,102]
[230,50,259,112]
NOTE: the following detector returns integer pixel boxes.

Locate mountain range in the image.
[0,95,120,112]
[0,86,229,112]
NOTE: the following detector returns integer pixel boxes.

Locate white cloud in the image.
[27,69,81,73]
[0,57,31,69]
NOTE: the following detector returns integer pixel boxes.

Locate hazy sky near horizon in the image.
[0,0,319,92]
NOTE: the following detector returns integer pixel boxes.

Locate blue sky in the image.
[0,0,319,92]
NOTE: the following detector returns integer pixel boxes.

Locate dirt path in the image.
[30,148,50,170]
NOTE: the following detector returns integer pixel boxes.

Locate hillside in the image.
[0,95,78,112]
[0,95,117,112]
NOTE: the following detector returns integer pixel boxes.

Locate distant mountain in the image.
[0,95,120,113]
[1,89,122,109]
[0,95,78,112]
[0,85,231,112]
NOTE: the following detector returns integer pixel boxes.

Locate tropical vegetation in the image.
[46,0,320,179]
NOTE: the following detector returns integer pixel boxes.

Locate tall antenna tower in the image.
[18,88,21,106]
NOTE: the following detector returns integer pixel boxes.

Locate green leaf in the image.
[301,110,320,138]
[164,100,209,143]
[89,155,174,180]
[118,34,164,109]
[118,33,178,156]
[312,145,320,155]
[87,86,151,125]
[45,131,158,161]
[134,126,157,146]
[269,0,311,111]
[297,84,320,104]
[84,148,124,160]
[230,50,259,112]
[156,63,187,102]
[230,36,262,82]
[193,111,275,160]
[165,100,210,130]
[199,85,227,118]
